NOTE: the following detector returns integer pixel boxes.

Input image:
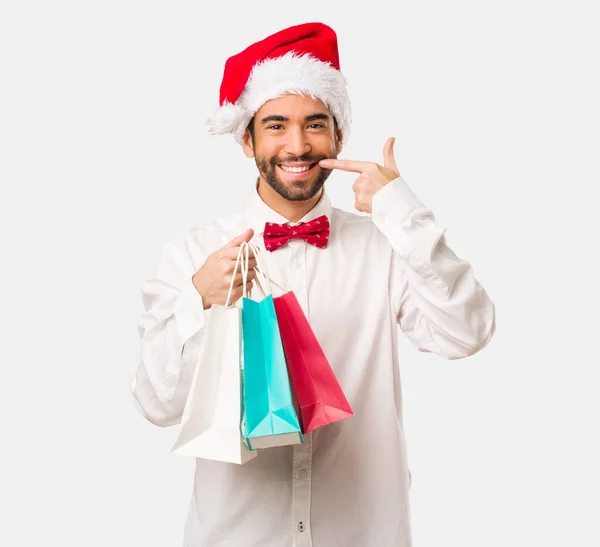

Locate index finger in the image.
[318,158,370,173]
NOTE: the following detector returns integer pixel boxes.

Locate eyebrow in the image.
[259,113,331,126]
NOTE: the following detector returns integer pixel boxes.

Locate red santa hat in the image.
[207,22,352,144]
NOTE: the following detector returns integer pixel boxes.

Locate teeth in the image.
[280,164,313,173]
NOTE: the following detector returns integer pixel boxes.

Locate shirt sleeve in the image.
[372,176,496,360]
[130,235,209,426]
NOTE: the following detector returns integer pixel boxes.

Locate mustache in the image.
[269,153,331,166]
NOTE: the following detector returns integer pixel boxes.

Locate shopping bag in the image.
[240,243,303,450]
[171,244,256,464]
[246,243,354,433]
[273,290,354,433]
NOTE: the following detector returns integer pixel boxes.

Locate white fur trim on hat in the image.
[207,52,352,144]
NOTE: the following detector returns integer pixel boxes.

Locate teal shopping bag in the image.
[239,243,303,450]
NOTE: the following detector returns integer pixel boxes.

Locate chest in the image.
[259,237,393,332]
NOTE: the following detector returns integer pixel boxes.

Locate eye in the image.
[266,124,283,130]
[308,123,326,129]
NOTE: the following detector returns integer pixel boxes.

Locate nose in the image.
[283,126,311,158]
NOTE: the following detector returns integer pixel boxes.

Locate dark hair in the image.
[247,116,256,142]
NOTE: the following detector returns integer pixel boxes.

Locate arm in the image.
[373,176,496,360]
[131,236,208,427]
[320,138,496,360]
[131,229,257,427]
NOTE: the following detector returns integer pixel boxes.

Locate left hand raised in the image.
[318,137,400,213]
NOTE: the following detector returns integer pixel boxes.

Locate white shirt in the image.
[131,176,496,547]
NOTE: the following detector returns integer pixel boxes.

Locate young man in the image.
[132,22,496,547]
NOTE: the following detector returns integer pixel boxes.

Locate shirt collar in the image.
[244,179,333,238]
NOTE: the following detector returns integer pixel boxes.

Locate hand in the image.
[318,137,400,213]
[192,229,257,309]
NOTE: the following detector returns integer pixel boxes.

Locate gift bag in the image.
[240,243,303,450]
[171,244,256,464]
[249,244,354,434]
[273,289,354,433]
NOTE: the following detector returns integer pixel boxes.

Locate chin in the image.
[280,181,324,201]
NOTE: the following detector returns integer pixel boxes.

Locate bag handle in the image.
[224,242,248,307]
[241,242,272,300]
[248,243,290,295]
[225,241,291,305]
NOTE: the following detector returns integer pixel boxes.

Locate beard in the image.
[255,149,337,202]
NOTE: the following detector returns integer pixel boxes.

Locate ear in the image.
[241,128,255,158]
[335,127,344,156]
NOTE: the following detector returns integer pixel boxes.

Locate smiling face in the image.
[242,94,343,202]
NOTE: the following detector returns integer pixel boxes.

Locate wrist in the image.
[192,273,211,310]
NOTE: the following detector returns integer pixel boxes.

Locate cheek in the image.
[257,142,283,162]
[322,135,339,156]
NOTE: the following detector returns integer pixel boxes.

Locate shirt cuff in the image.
[173,276,207,350]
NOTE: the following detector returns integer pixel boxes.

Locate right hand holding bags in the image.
[249,243,354,435]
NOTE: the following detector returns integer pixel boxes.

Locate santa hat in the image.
[207,22,352,144]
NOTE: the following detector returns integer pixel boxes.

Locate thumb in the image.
[383,137,399,172]
[225,228,254,248]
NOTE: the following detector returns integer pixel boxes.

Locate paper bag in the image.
[171,244,256,464]
[240,243,303,450]
[273,290,354,433]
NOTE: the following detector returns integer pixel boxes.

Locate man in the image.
[131,21,496,547]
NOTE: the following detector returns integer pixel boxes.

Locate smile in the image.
[278,163,317,174]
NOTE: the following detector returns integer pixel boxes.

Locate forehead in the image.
[255,94,331,119]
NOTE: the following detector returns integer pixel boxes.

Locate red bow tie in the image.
[263,215,330,251]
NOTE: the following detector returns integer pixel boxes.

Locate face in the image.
[242,94,343,202]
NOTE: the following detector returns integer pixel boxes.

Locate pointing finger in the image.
[318,158,370,173]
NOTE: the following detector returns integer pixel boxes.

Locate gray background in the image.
[1,1,598,545]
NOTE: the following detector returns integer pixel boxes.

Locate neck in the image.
[256,177,323,223]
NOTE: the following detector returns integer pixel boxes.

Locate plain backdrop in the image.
[1,1,599,546]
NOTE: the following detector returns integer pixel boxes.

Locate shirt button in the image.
[297,469,308,479]
[297,522,305,532]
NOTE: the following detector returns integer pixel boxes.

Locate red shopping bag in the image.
[273,291,354,434]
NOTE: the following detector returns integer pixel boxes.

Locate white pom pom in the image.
[206,102,245,135]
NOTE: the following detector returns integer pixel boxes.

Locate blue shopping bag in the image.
[239,243,303,450]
